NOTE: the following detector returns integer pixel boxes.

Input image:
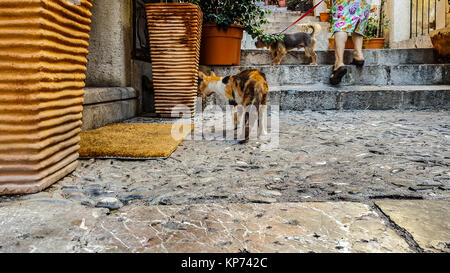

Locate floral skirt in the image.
[331,0,372,36]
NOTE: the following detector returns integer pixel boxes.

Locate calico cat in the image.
[198,69,269,140]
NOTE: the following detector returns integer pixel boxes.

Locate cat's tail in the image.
[296,23,322,36]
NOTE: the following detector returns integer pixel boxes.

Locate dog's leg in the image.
[273,45,287,65]
[271,51,280,66]
[306,47,318,65]
[309,38,318,65]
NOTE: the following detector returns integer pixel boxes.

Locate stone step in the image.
[82,87,138,131]
[264,14,320,24]
[207,85,450,111]
[269,85,450,111]
[240,48,439,65]
[203,64,450,86]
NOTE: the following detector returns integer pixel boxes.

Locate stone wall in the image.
[82,0,144,130]
[447,2,450,27]
[85,0,132,87]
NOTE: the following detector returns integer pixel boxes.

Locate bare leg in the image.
[334,31,348,71]
[352,32,364,61]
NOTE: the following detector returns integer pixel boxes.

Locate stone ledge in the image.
[82,87,138,131]
[84,87,137,105]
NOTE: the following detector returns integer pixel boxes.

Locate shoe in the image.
[350,58,365,67]
[330,66,347,85]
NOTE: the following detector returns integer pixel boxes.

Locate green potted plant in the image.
[188,0,281,65]
[363,16,388,49]
[319,0,332,22]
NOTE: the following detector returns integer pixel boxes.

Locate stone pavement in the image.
[0,110,449,253]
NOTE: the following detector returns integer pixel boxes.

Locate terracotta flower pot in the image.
[319,12,330,22]
[145,3,203,117]
[0,0,93,195]
[200,24,244,66]
[328,37,355,49]
[364,38,385,49]
[278,0,287,7]
[329,37,385,49]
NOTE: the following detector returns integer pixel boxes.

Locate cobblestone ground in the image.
[0,110,449,253]
[2,110,448,207]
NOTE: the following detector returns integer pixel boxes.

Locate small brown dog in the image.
[255,23,321,65]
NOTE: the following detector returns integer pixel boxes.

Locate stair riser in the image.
[241,49,438,65]
[276,89,450,111]
[207,89,450,111]
[205,65,450,86]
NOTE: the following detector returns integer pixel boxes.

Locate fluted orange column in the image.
[0,0,93,195]
[145,3,202,117]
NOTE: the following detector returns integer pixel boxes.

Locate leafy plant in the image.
[324,0,332,10]
[287,0,313,12]
[186,0,283,43]
[364,4,389,38]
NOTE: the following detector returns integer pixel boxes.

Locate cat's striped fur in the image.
[199,69,269,139]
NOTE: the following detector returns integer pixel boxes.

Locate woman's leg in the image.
[334,31,348,71]
[352,32,364,61]
[330,31,348,85]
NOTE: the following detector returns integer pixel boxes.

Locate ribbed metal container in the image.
[145,3,202,117]
[0,0,93,195]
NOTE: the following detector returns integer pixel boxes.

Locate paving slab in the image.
[0,199,412,253]
[0,199,108,253]
[82,202,412,253]
[375,200,450,253]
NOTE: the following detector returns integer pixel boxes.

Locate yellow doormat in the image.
[79,123,193,159]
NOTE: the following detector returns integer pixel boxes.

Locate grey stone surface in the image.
[10,110,448,207]
[131,59,154,116]
[206,84,450,111]
[85,0,132,87]
[80,203,412,253]
[0,110,449,253]
[95,197,123,210]
[240,49,438,66]
[203,64,450,86]
[390,64,450,85]
[82,100,137,131]
[0,200,108,253]
[0,200,413,253]
[376,200,450,253]
[84,87,137,105]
